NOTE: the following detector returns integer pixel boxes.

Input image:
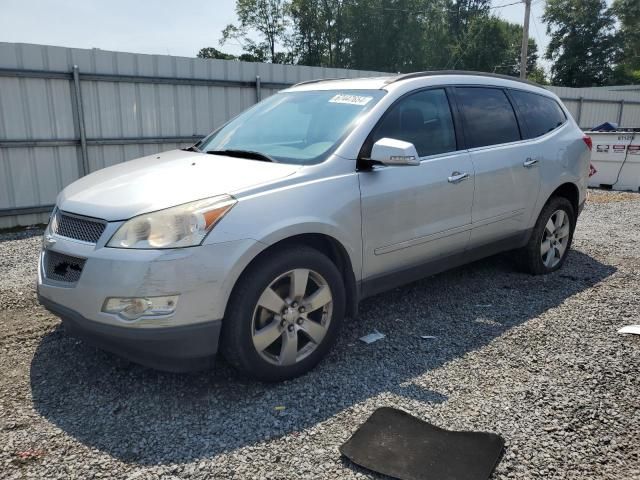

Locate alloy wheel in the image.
[251,269,333,366]
[540,209,571,268]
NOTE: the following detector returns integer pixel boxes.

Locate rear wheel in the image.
[221,247,345,381]
[519,196,575,275]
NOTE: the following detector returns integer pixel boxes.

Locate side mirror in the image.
[370,138,420,166]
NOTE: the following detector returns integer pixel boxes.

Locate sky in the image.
[0,0,572,74]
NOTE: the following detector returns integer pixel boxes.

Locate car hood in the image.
[57,150,300,221]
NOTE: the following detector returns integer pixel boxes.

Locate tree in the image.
[345,0,440,72]
[612,0,640,83]
[289,0,325,66]
[197,47,238,60]
[446,16,539,76]
[221,0,290,63]
[543,0,621,87]
[527,66,548,85]
[289,0,349,67]
[206,0,544,77]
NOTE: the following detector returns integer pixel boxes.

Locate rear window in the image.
[455,87,521,148]
[510,90,567,139]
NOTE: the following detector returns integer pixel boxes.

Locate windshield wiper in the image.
[206,149,276,163]
[182,145,201,153]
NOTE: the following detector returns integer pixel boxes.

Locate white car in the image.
[38,72,591,381]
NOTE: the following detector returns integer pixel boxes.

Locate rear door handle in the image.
[448,172,469,184]
[523,158,539,168]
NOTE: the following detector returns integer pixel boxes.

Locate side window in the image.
[456,87,521,148]
[371,89,456,157]
[510,90,567,139]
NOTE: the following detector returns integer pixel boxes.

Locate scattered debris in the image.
[618,325,640,335]
[13,449,46,464]
[359,330,385,344]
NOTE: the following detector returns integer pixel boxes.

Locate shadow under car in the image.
[30,249,615,465]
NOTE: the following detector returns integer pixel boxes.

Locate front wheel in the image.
[221,246,345,382]
[519,196,576,275]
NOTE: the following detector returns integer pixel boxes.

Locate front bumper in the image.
[37,235,262,326]
[39,295,221,371]
[37,231,265,370]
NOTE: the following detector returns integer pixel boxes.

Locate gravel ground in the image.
[1,189,639,479]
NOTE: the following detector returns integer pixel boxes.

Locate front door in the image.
[359,88,475,283]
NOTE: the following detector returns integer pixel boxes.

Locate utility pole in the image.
[520,0,532,79]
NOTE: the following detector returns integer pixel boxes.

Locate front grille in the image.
[44,251,86,283]
[52,211,106,243]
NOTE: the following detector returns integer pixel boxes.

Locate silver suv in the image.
[38,72,591,381]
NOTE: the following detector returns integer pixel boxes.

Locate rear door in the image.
[453,86,541,246]
[359,88,474,282]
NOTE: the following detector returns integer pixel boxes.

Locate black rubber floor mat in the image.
[340,407,504,480]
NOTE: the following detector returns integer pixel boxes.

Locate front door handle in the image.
[448,172,470,184]
[523,158,539,168]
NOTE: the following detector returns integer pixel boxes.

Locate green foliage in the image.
[289,0,350,67]
[543,0,621,87]
[447,15,538,77]
[210,0,541,77]
[204,0,640,86]
[221,0,290,63]
[197,47,238,60]
[612,0,640,83]
[527,66,548,85]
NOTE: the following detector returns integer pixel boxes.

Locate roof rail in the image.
[291,77,350,88]
[384,70,541,87]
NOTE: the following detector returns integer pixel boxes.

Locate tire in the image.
[519,196,576,275]
[220,246,346,382]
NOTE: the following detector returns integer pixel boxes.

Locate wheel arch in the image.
[549,182,580,217]
[225,233,360,320]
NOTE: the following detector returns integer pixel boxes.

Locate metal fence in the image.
[2,42,639,228]
[549,85,640,130]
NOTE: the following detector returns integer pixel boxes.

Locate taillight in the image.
[583,134,593,151]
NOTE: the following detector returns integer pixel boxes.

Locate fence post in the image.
[256,75,262,103]
[617,100,625,126]
[71,65,89,176]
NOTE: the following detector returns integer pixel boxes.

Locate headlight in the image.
[43,207,58,235]
[107,195,236,249]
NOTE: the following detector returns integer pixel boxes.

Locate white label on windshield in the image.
[329,94,373,106]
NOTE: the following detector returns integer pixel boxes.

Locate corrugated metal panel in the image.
[547,86,640,128]
[548,85,640,102]
[0,44,81,227]
[0,41,636,227]
[580,101,622,129]
[621,104,640,128]
[561,99,580,121]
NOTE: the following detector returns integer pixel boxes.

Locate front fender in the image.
[206,172,363,317]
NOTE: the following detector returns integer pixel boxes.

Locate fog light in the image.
[102,295,179,321]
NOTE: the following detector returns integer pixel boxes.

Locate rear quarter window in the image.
[509,90,567,139]
[455,87,521,149]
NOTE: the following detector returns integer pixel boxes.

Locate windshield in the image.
[197,89,385,164]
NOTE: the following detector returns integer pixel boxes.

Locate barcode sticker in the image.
[329,94,373,106]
